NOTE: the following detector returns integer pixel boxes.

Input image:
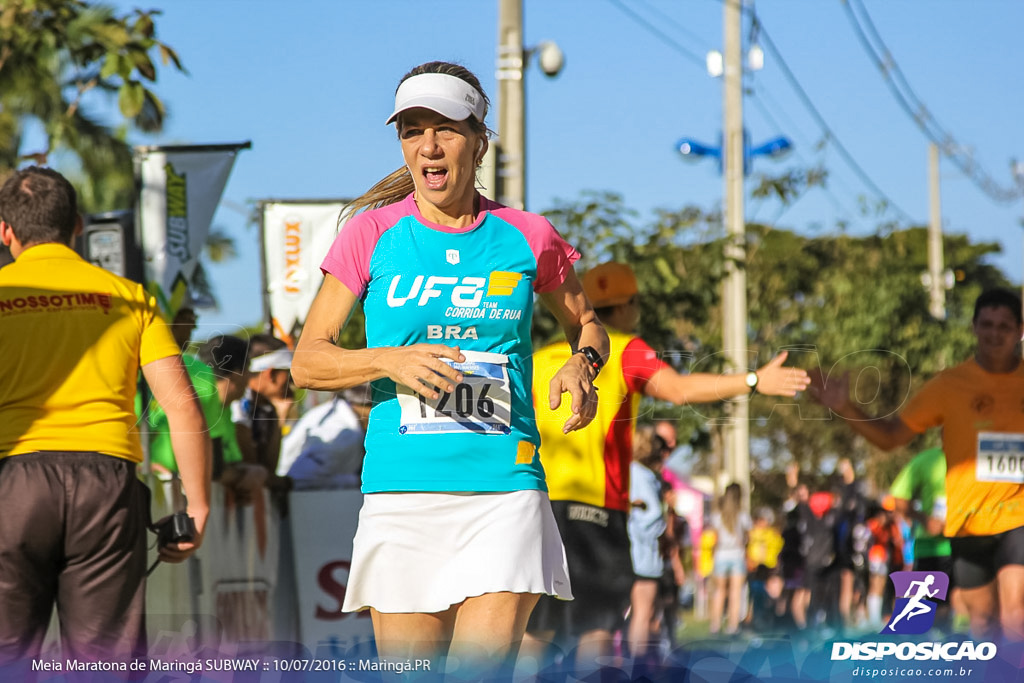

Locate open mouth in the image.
[423,166,448,190]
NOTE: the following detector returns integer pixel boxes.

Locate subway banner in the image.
[135,143,250,316]
[259,200,349,345]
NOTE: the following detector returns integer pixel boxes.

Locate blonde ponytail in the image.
[338,166,415,229]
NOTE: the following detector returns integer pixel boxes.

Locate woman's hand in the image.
[375,343,466,399]
[548,353,599,434]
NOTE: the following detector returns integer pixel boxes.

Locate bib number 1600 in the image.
[976,432,1024,484]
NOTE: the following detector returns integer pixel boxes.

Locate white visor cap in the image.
[249,348,293,372]
[385,73,486,126]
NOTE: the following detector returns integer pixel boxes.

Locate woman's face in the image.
[399,108,484,221]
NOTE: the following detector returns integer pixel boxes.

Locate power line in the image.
[747,89,802,152]
[747,90,862,225]
[633,0,716,55]
[695,0,916,221]
[608,0,912,224]
[605,0,707,69]
[841,0,1022,202]
[749,85,867,222]
[751,13,916,223]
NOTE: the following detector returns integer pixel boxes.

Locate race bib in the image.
[976,432,1024,483]
[397,350,512,435]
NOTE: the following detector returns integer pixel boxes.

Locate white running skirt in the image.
[342,490,573,614]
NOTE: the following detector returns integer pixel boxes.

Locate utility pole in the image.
[721,0,750,503]
[497,0,525,210]
[927,143,946,320]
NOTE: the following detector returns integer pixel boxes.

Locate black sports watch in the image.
[576,346,604,377]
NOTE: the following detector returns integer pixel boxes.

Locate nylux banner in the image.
[259,200,348,344]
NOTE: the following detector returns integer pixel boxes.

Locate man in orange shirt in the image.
[810,288,1024,641]
[0,167,211,666]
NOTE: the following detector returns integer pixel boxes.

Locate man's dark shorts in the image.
[913,554,954,586]
[0,451,149,663]
[949,525,1024,589]
[528,500,634,640]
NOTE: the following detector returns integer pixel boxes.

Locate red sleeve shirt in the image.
[621,337,670,394]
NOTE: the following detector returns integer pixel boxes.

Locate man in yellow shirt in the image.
[0,167,212,665]
[810,288,1024,641]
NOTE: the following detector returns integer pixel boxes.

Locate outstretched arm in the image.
[644,350,811,405]
[807,369,918,451]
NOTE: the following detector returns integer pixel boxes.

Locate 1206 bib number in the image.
[398,350,512,435]
[420,382,495,420]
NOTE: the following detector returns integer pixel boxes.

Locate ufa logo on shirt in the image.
[385,272,524,308]
[883,570,950,634]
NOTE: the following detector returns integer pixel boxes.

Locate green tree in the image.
[537,188,1013,508]
[0,0,184,210]
[0,1,242,306]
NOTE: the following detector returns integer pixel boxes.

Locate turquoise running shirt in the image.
[321,193,579,493]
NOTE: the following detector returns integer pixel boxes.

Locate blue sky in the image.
[102,0,1024,334]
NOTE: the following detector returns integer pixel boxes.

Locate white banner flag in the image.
[136,143,249,315]
[261,200,348,344]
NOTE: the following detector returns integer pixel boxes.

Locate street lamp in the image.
[677,138,722,163]
[675,130,792,175]
[496,0,563,210]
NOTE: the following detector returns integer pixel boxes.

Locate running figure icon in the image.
[888,574,939,631]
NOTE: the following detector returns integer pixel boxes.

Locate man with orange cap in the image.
[523,261,809,673]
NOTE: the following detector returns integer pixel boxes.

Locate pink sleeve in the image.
[320,205,402,298]
[533,222,581,293]
[485,201,580,293]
